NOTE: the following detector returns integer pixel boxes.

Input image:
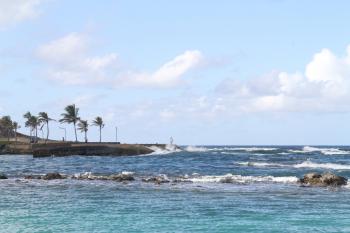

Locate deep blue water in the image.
[1,146,350,232]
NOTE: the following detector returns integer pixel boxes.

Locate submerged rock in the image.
[299,172,347,186]
[72,172,134,182]
[142,176,170,184]
[24,175,42,179]
[109,173,134,182]
[0,173,8,179]
[42,173,64,180]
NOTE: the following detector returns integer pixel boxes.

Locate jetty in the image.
[0,141,173,157]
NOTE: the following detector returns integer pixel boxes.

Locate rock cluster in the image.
[142,176,170,184]
[299,172,347,186]
[72,172,134,182]
[25,173,65,180]
[0,173,8,179]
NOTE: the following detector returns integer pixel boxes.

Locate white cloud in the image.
[212,45,350,114]
[122,50,203,88]
[0,0,44,28]
[37,33,118,85]
[37,33,203,88]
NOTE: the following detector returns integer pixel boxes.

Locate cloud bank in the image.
[38,33,203,88]
[212,45,350,114]
[0,0,44,28]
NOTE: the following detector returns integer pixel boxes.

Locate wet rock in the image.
[72,172,95,180]
[142,176,170,184]
[109,173,134,182]
[42,172,64,180]
[300,172,347,186]
[24,175,41,179]
[72,172,134,182]
[0,173,8,179]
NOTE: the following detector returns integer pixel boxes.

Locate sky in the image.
[1,0,350,145]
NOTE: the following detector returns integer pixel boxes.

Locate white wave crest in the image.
[236,162,288,167]
[186,173,298,184]
[209,147,278,152]
[148,144,182,155]
[185,146,208,152]
[293,161,350,170]
[289,146,349,155]
[237,160,350,170]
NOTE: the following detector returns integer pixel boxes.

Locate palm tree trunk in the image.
[35,126,38,143]
[74,122,77,142]
[46,122,49,143]
[29,128,32,143]
[85,131,87,143]
[14,129,17,149]
[99,126,102,143]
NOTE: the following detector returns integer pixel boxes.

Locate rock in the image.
[320,172,347,186]
[0,173,8,179]
[142,176,170,184]
[42,172,64,180]
[109,173,134,182]
[72,172,134,182]
[300,172,347,186]
[24,175,41,179]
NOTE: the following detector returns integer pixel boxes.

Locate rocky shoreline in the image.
[0,171,348,187]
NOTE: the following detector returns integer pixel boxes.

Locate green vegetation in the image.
[0,104,107,143]
[92,116,104,143]
[23,112,40,143]
[77,120,88,143]
[38,112,54,143]
[0,116,13,141]
[59,104,80,142]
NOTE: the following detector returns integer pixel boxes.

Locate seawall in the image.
[0,142,169,157]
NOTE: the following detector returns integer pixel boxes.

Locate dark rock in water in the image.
[0,173,8,179]
[42,173,64,180]
[72,172,134,182]
[142,176,170,184]
[300,172,347,186]
[24,175,42,179]
[109,173,134,182]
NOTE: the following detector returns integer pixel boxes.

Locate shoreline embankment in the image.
[0,142,173,157]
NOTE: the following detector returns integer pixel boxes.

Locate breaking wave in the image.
[293,161,350,170]
[237,161,350,170]
[186,173,298,184]
[148,144,182,155]
[209,147,278,152]
[185,146,209,152]
[289,146,349,155]
[236,162,288,167]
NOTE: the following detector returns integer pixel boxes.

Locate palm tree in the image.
[23,112,33,141]
[92,116,104,143]
[38,112,54,143]
[24,112,40,143]
[12,121,20,143]
[59,104,80,142]
[77,120,88,143]
[0,116,13,142]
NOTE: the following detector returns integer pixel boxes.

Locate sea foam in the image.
[289,146,349,155]
[186,173,298,184]
[237,161,350,170]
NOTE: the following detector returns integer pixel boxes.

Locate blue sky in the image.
[1,0,350,145]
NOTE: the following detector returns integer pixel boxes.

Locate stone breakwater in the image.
[0,142,175,157]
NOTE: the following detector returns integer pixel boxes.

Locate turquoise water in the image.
[1,146,350,232]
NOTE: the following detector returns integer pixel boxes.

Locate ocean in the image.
[1,145,350,232]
